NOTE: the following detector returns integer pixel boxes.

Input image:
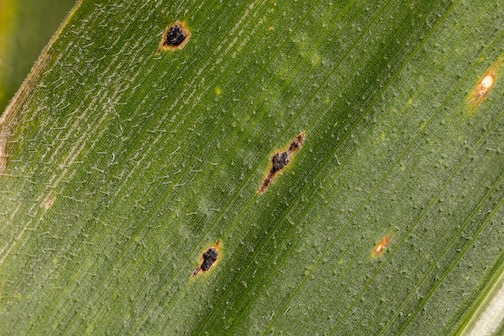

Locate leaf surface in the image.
[0,0,503,334]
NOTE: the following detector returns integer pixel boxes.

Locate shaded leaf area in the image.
[0,0,77,112]
[0,0,503,335]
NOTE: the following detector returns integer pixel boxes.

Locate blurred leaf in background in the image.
[0,0,77,111]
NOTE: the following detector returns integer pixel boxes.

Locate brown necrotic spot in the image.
[157,21,191,52]
[259,132,305,194]
[192,240,221,278]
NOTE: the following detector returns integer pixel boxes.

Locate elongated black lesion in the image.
[260,132,305,193]
[157,21,191,52]
[192,241,221,278]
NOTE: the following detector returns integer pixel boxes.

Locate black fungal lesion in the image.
[271,151,290,173]
[260,132,305,193]
[165,24,186,46]
[192,240,221,278]
[157,21,191,53]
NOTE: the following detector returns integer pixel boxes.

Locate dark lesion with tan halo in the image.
[259,132,305,194]
[157,21,191,53]
[191,240,221,278]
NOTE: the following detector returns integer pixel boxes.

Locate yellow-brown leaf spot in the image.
[467,57,502,114]
[42,195,57,210]
[157,21,191,53]
[191,240,221,278]
[371,234,393,258]
[259,132,305,194]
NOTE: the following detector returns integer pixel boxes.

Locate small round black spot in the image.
[165,24,186,46]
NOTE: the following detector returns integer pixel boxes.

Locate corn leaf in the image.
[0,0,503,334]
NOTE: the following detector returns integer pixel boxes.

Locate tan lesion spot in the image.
[42,195,57,210]
[157,21,191,53]
[467,56,502,115]
[371,234,393,258]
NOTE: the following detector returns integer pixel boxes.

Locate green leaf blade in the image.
[0,0,502,335]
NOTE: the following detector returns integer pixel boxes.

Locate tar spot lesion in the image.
[157,21,191,53]
[271,152,290,173]
[260,132,305,194]
[192,240,221,278]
